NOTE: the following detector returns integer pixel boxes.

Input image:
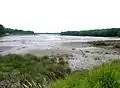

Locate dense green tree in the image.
[0,24,34,36]
[117,31,120,37]
[0,24,5,36]
[61,28,120,37]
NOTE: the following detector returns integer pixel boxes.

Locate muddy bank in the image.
[1,35,120,70]
[6,41,119,70]
[67,40,120,70]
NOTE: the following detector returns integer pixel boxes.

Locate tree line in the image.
[60,28,120,37]
[0,24,34,36]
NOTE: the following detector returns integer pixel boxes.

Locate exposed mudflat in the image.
[1,35,120,70]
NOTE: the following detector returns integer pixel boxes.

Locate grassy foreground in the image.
[0,54,70,88]
[50,60,120,88]
[1,54,120,88]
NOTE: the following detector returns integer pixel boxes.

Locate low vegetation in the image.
[61,28,120,37]
[89,40,120,48]
[50,60,120,88]
[89,41,107,46]
[0,54,70,88]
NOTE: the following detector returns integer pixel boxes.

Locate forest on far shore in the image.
[61,28,120,37]
[1,24,120,37]
[0,24,34,36]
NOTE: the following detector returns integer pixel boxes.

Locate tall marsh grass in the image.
[0,54,70,88]
[51,60,120,88]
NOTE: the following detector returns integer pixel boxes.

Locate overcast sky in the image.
[0,0,120,33]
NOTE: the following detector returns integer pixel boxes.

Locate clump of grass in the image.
[113,44,120,48]
[50,60,120,88]
[0,54,71,88]
[89,41,107,46]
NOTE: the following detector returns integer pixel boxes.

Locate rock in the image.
[94,57,100,60]
[13,40,17,42]
[112,52,118,54]
[17,48,21,50]
[84,56,88,58]
[96,51,100,53]
[22,46,26,48]
[82,52,85,57]
[105,52,110,54]
[64,54,69,57]
[56,53,60,56]
[72,57,75,60]
[72,48,75,50]
[69,54,73,57]
[85,50,90,53]
[91,52,94,54]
